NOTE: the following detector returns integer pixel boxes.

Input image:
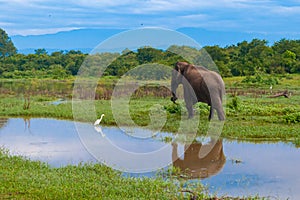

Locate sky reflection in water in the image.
[0,118,299,199]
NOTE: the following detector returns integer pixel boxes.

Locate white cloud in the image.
[270,5,300,15]
[13,27,81,36]
[0,0,300,35]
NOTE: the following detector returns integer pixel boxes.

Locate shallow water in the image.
[0,118,299,199]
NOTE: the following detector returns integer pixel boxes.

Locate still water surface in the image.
[0,118,299,199]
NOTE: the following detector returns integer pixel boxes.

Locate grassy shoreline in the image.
[0,148,265,200]
[0,149,180,199]
[1,93,299,146]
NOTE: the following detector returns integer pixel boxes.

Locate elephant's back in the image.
[197,68,224,86]
[198,69,225,99]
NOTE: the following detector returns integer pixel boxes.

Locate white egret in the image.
[94,114,105,126]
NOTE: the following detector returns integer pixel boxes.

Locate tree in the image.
[0,28,17,57]
[281,50,297,73]
[137,47,164,64]
[49,64,69,79]
[34,48,48,55]
[205,45,232,76]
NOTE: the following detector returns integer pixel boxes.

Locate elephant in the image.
[172,139,225,179]
[171,61,225,120]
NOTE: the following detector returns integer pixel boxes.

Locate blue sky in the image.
[1,0,300,36]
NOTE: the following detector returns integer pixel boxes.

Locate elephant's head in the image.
[171,62,189,103]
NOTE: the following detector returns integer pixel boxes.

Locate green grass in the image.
[0,95,73,119]
[0,149,181,199]
[223,93,300,144]
[1,91,299,146]
[0,91,300,144]
[0,148,265,200]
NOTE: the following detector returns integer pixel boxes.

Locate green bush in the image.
[242,74,279,85]
[227,96,240,111]
[195,102,210,115]
[164,103,182,114]
[284,113,300,124]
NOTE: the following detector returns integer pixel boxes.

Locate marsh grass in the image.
[1,93,299,146]
[0,95,73,119]
[0,148,264,200]
[0,74,299,145]
[224,93,300,144]
[0,149,183,199]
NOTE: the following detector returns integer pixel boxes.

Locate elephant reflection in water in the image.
[172,139,225,179]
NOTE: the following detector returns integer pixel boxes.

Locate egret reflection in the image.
[94,126,105,137]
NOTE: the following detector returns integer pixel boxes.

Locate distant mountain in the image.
[17,48,93,55]
[11,28,300,54]
[11,28,126,54]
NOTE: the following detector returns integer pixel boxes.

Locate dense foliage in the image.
[0,29,17,58]
[1,28,300,79]
[205,39,300,76]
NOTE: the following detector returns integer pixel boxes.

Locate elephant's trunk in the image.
[171,92,177,103]
[171,78,178,103]
[171,91,176,98]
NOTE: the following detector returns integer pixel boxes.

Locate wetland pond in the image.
[0,118,300,199]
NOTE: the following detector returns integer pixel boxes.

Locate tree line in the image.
[0,28,299,79]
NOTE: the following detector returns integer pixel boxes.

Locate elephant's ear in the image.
[176,62,188,75]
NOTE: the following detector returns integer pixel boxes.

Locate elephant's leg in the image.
[185,100,194,118]
[183,89,194,118]
[210,97,225,121]
[216,107,225,121]
[172,143,179,162]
